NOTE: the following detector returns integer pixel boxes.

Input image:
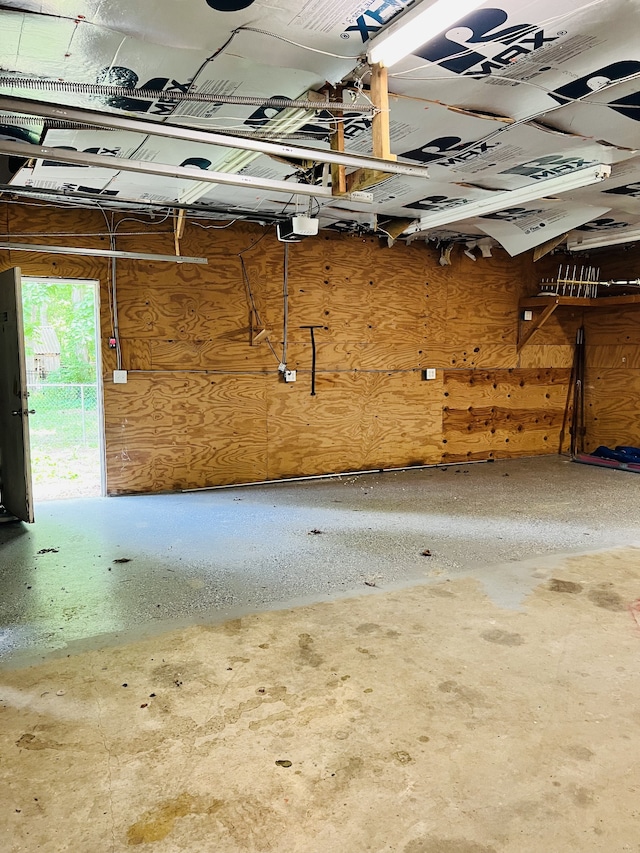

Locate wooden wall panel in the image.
[586,344,640,370]
[442,369,569,461]
[429,344,517,369]
[578,244,640,451]
[285,343,426,372]
[265,372,443,479]
[358,373,443,469]
[1,202,582,494]
[104,375,268,493]
[585,367,640,450]
[518,345,574,369]
[266,374,372,478]
[583,307,640,346]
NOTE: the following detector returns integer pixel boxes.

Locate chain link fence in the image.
[27,382,102,499]
[28,383,100,450]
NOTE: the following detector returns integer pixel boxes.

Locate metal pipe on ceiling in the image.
[0,139,334,199]
[0,113,328,140]
[0,95,431,179]
[0,78,374,113]
[0,181,288,222]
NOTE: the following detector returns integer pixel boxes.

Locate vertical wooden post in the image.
[370,63,396,162]
[173,209,185,257]
[326,86,347,195]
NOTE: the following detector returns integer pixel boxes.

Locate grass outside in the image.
[28,390,101,500]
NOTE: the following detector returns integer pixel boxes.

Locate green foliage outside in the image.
[21,278,97,383]
[21,279,102,498]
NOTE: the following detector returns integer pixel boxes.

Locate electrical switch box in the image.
[522,310,533,321]
[422,368,437,380]
[113,370,128,384]
[283,370,296,383]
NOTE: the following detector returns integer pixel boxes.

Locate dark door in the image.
[0,266,34,522]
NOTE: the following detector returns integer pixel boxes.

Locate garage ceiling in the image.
[1,0,640,255]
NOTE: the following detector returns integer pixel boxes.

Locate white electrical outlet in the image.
[425,368,437,380]
[113,370,128,384]
[284,370,296,383]
[522,310,533,321]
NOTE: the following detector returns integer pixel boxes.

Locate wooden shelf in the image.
[517,294,640,352]
[520,294,640,309]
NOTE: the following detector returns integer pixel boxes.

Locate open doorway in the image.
[21,278,105,500]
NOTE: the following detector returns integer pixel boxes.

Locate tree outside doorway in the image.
[21,278,103,500]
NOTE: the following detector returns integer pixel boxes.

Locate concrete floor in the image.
[2,456,640,851]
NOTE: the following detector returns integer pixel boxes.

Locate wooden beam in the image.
[325,85,347,196]
[519,294,640,309]
[345,168,392,194]
[249,309,270,346]
[379,217,416,241]
[370,63,396,162]
[533,232,569,262]
[331,67,397,197]
[173,208,186,257]
[517,302,559,352]
[520,296,592,308]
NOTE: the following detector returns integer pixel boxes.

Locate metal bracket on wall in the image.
[517,301,560,353]
[300,325,324,395]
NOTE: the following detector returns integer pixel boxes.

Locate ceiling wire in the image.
[96,206,117,362]
[93,207,176,370]
[234,26,363,61]
[388,70,640,111]
[239,250,281,366]
[383,67,640,172]
[282,241,289,368]
[191,219,237,230]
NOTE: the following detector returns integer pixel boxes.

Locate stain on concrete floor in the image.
[2,546,640,852]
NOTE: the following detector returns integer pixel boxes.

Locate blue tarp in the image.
[592,445,640,464]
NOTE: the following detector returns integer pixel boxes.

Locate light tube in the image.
[410,164,611,234]
[0,95,432,178]
[0,139,333,199]
[0,242,208,263]
[567,228,640,252]
[180,107,313,207]
[367,0,488,68]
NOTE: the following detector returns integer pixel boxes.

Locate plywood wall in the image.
[0,201,576,494]
[582,246,640,450]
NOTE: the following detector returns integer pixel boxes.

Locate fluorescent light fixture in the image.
[0,95,432,179]
[567,228,640,252]
[180,108,313,206]
[0,139,332,199]
[0,242,208,264]
[367,0,488,68]
[410,164,611,234]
